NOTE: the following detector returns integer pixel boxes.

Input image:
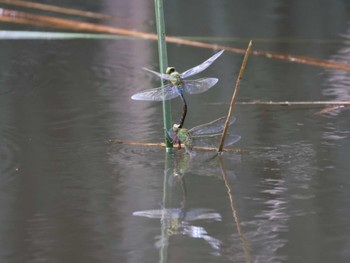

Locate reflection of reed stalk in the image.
[218,41,252,152]
[218,156,252,263]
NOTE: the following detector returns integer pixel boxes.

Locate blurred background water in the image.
[0,0,350,262]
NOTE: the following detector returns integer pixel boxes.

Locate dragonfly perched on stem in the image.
[168,116,241,156]
[131,50,224,128]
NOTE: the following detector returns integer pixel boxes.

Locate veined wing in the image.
[131,83,180,101]
[180,50,224,79]
[182,78,218,95]
[184,208,221,222]
[167,128,178,143]
[192,133,241,148]
[189,116,236,136]
[222,134,241,147]
[143,67,176,81]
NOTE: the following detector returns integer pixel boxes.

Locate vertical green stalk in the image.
[154,0,173,150]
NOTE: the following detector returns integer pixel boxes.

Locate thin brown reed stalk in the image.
[218,41,252,152]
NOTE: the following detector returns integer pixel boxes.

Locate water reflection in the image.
[240,142,319,262]
[167,150,239,182]
[130,151,247,260]
[132,151,224,257]
[246,176,289,263]
[323,22,350,116]
[0,127,21,177]
[2,1,350,262]
[133,208,222,252]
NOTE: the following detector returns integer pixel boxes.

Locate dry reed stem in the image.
[218,40,252,152]
[0,0,115,20]
[108,140,243,153]
[237,101,350,105]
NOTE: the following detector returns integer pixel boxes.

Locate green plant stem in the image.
[154,0,173,150]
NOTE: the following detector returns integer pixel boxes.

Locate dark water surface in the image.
[1,1,350,262]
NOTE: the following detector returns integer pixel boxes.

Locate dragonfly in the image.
[168,116,241,156]
[132,50,224,128]
[131,49,224,102]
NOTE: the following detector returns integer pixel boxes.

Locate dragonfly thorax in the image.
[166,67,182,88]
[176,128,192,149]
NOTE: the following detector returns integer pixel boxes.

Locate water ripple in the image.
[239,142,321,261]
[323,25,350,106]
[0,128,21,178]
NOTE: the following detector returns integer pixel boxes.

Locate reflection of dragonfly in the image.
[131,50,224,102]
[168,116,241,156]
[133,208,222,251]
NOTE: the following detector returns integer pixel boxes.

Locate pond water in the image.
[1,0,350,262]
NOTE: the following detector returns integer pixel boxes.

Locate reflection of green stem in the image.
[154,0,173,150]
[159,153,188,263]
[218,156,253,263]
[159,152,171,263]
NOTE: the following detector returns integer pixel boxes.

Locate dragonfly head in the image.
[172,124,180,133]
[166,67,182,87]
[166,67,176,75]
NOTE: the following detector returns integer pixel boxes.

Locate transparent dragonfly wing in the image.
[167,128,178,143]
[192,133,241,148]
[189,116,236,136]
[184,208,222,222]
[222,134,241,147]
[180,50,224,79]
[182,78,218,95]
[143,67,176,81]
[131,83,180,101]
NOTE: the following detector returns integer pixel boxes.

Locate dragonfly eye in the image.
[166,67,176,75]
